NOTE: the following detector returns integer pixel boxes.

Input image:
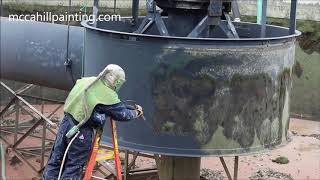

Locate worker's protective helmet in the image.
[102,64,126,92]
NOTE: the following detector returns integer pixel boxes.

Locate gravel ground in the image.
[200,168,225,180]
[1,111,319,180]
[249,168,294,180]
[302,134,320,140]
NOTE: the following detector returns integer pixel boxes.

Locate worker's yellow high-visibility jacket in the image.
[64,77,121,123]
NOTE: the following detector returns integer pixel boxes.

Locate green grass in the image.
[291,46,320,119]
[241,16,320,120]
[241,16,320,54]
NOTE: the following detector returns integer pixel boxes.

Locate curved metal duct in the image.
[1,18,83,90]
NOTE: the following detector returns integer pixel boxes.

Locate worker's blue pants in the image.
[43,115,93,180]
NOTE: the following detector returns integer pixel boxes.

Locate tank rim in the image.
[81,18,301,41]
[101,136,292,157]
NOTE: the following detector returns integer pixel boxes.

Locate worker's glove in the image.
[91,112,107,127]
[134,104,144,118]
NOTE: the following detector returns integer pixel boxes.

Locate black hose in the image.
[64,0,76,85]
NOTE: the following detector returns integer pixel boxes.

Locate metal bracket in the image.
[0,82,62,175]
[155,13,169,36]
[188,12,239,39]
[92,0,100,27]
[219,156,239,180]
[64,58,72,67]
[134,0,169,36]
[218,12,239,39]
[207,0,222,26]
[289,0,297,35]
[135,14,154,34]
[207,0,223,37]
[131,0,140,25]
[188,16,208,38]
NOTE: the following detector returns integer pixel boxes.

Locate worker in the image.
[42,64,143,180]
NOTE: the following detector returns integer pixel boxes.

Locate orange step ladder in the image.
[83,118,122,180]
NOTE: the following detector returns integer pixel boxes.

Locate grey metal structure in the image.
[0,0,301,178]
[0,82,155,178]
[0,18,83,90]
[83,18,300,156]
[1,16,300,157]
[0,83,60,173]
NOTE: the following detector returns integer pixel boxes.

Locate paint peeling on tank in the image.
[281,89,290,142]
[24,40,66,68]
[270,117,280,144]
[193,105,210,144]
[259,119,271,146]
[156,48,177,61]
[202,126,241,150]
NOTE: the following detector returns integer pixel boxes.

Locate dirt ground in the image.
[200,118,320,180]
[1,115,319,179]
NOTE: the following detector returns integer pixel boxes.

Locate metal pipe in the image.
[14,100,19,144]
[1,82,56,126]
[289,0,297,35]
[132,0,139,24]
[18,149,50,157]
[231,0,241,22]
[256,0,263,24]
[234,156,239,180]
[124,150,129,180]
[0,0,2,16]
[219,157,232,180]
[12,118,45,149]
[0,142,7,180]
[0,129,55,142]
[40,88,47,169]
[93,0,99,27]
[18,94,65,104]
[113,0,117,14]
[0,18,83,90]
[0,98,16,118]
[260,0,267,38]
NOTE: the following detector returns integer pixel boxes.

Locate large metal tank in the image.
[1,17,300,157]
[82,18,300,156]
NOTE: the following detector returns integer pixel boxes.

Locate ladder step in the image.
[96,149,114,161]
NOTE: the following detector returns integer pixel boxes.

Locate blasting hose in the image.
[64,0,76,85]
[57,131,80,180]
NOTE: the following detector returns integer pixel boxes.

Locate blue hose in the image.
[0,142,7,180]
[257,0,263,24]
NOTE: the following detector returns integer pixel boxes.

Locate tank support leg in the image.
[219,156,239,180]
[157,155,201,180]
